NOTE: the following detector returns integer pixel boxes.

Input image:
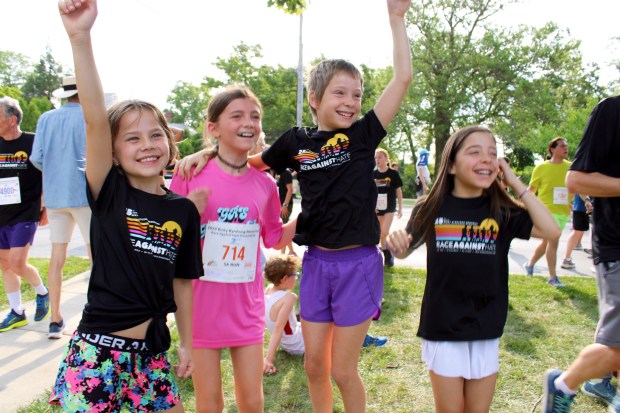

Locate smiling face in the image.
[207,97,262,159]
[449,131,499,198]
[112,109,170,185]
[309,71,362,131]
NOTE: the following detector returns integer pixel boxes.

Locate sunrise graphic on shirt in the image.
[0,151,29,169]
[435,217,499,255]
[294,133,352,171]
[126,210,181,263]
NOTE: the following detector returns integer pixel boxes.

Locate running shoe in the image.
[48,320,66,339]
[0,309,28,332]
[561,258,576,269]
[548,277,566,287]
[542,369,575,413]
[34,292,50,321]
[363,334,388,347]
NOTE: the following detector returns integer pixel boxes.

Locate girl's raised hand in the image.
[387,0,411,18]
[58,0,98,37]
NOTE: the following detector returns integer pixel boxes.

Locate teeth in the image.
[477,170,491,175]
[239,133,254,137]
[337,112,353,118]
[140,157,158,162]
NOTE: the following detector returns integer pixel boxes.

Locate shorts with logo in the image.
[49,331,180,412]
[47,207,91,244]
[0,221,38,249]
[299,245,383,327]
[595,261,620,347]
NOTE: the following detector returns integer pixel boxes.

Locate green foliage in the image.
[166,43,313,144]
[0,50,32,87]
[402,0,605,172]
[20,45,64,102]
[266,0,306,15]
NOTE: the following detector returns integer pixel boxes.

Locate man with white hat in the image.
[31,75,92,339]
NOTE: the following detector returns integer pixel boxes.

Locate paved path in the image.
[0,200,595,412]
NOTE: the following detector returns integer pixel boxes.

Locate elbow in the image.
[565,171,578,194]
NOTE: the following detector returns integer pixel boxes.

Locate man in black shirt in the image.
[0,97,49,332]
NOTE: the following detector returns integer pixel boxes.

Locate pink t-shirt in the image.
[170,161,283,348]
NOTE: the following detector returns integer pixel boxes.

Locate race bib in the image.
[376,193,388,211]
[553,187,568,205]
[201,221,260,283]
[0,177,21,205]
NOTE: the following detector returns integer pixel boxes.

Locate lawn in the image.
[18,267,608,412]
[0,257,91,311]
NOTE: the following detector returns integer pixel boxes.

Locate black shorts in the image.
[572,211,589,232]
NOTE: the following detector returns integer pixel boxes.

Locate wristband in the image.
[282,203,288,207]
[518,189,529,200]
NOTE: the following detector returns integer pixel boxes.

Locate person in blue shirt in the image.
[31,76,92,339]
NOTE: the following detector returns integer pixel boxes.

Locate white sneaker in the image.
[561,258,576,269]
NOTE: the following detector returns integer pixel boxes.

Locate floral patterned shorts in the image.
[49,331,180,412]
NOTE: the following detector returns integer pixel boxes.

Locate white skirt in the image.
[421,338,500,380]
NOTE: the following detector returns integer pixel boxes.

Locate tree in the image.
[0,50,31,88]
[166,43,313,144]
[21,45,64,102]
[266,0,306,14]
[403,0,603,170]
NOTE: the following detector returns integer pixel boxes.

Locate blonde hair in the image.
[306,59,363,124]
[375,148,390,165]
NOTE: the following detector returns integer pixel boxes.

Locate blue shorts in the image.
[299,245,383,327]
[50,331,180,412]
[0,221,38,249]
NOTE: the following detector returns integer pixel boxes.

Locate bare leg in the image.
[429,371,465,413]
[528,239,547,269]
[302,320,334,413]
[48,243,68,323]
[564,230,584,260]
[545,237,560,278]
[563,344,620,391]
[230,344,264,413]
[192,348,225,413]
[331,319,372,412]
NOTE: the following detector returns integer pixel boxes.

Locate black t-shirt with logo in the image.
[570,95,620,264]
[0,132,42,226]
[411,194,532,341]
[79,167,203,353]
[263,110,386,248]
[373,167,403,213]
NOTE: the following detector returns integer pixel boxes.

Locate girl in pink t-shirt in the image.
[170,86,295,413]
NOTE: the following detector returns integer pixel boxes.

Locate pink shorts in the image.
[299,245,383,327]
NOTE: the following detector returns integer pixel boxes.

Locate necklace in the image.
[216,153,248,170]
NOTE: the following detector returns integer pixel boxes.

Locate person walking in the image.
[523,137,571,287]
[541,96,620,412]
[0,96,49,332]
[31,76,92,339]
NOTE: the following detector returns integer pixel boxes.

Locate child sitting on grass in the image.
[263,254,387,375]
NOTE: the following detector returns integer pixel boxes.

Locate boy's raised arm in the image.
[374,0,413,129]
[59,0,113,200]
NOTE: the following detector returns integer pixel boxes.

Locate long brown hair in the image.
[201,85,263,161]
[411,126,522,245]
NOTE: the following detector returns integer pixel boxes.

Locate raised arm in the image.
[373,0,413,129]
[58,0,112,200]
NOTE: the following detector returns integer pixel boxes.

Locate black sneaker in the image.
[48,320,66,339]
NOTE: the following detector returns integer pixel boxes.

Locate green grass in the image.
[18,267,608,412]
[0,257,91,311]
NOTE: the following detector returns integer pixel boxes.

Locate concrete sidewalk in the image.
[0,201,596,412]
[0,270,90,413]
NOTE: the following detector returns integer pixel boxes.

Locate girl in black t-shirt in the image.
[52,3,203,412]
[387,126,559,412]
